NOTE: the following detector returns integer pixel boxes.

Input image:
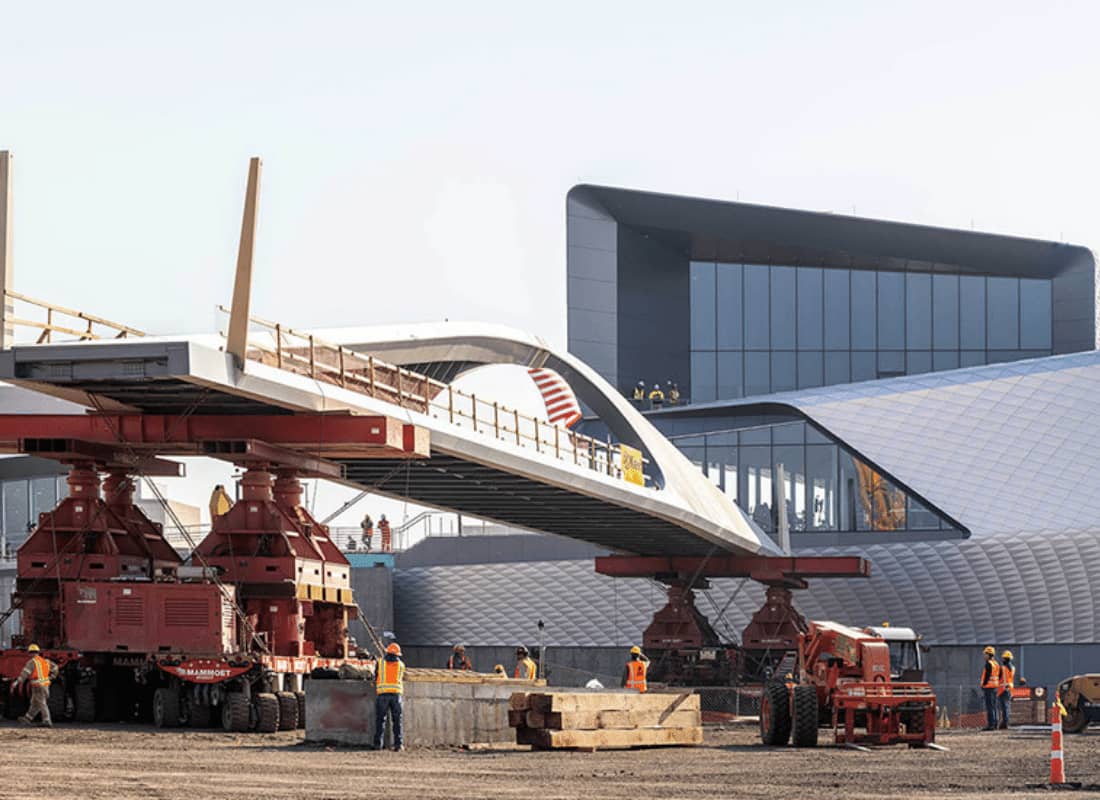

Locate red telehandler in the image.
[760,620,937,748]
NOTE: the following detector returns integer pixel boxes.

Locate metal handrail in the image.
[5,290,146,342]
[217,308,645,485]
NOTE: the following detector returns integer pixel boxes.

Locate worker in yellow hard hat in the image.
[621,645,650,693]
[373,642,405,751]
[980,646,1001,730]
[13,644,58,727]
[997,650,1016,730]
[492,664,506,677]
[514,646,537,681]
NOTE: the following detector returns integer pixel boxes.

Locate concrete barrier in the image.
[305,677,540,747]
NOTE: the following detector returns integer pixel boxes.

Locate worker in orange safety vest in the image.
[514,646,537,680]
[980,645,1002,730]
[446,644,472,671]
[621,645,649,693]
[373,642,406,751]
[997,650,1016,730]
[13,644,58,727]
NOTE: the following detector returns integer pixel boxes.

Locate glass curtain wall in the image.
[689,262,1053,403]
[1,476,66,556]
[671,421,957,535]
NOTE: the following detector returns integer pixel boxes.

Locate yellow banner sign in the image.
[620,444,645,486]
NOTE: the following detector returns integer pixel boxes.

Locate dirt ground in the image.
[0,722,1096,800]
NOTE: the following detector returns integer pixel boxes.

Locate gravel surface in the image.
[1,722,1096,799]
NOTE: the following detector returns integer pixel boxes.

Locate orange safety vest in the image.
[999,664,1015,695]
[625,660,648,693]
[30,656,50,688]
[376,659,405,695]
[981,659,1001,689]
[514,657,537,680]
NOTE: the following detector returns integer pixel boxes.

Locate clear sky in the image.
[4,2,1099,526]
[3,1,1098,345]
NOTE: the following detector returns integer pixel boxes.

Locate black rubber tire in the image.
[295,691,306,730]
[74,685,95,723]
[276,691,298,731]
[222,692,250,732]
[47,682,67,722]
[791,685,819,747]
[255,692,280,733]
[152,687,180,728]
[759,683,792,746]
[189,701,213,728]
[1064,705,1089,734]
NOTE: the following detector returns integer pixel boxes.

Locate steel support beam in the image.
[594,554,870,588]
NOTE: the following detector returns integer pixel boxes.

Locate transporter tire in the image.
[189,701,213,728]
[74,685,95,723]
[296,690,306,729]
[255,692,280,733]
[222,692,250,732]
[153,687,181,728]
[276,691,298,731]
[791,685,819,748]
[759,683,792,746]
[47,681,67,722]
[1064,705,1089,734]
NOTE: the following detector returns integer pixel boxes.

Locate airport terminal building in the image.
[392,186,1100,691]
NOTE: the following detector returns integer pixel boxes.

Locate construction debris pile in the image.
[509,690,703,751]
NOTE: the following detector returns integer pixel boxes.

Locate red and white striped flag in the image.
[528,368,582,428]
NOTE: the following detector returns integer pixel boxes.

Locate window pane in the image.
[717,352,743,401]
[823,269,851,350]
[959,276,986,349]
[877,271,905,349]
[850,270,876,349]
[797,267,823,349]
[770,266,796,350]
[3,481,30,552]
[774,444,806,532]
[806,445,838,531]
[745,352,770,396]
[689,262,716,350]
[690,351,716,403]
[838,450,871,531]
[933,351,959,372]
[716,263,743,349]
[877,350,904,377]
[739,446,774,532]
[30,477,57,519]
[1020,278,1052,350]
[960,350,986,367]
[851,351,875,382]
[987,277,1019,350]
[905,273,931,350]
[907,495,941,530]
[744,265,770,349]
[772,421,805,445]
[824,351,850,385]
[798,351,824,389]
[771,351,796,392]
[906,351,931,375]
[932,274,959,349]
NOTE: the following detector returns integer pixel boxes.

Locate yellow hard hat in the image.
[27,644,39,653]
[1002,650,1013,660]
[493,664,505,674]
[629,645,642,655]
[983,646,995,656]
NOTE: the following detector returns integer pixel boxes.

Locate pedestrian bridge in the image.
[0,320,776,558]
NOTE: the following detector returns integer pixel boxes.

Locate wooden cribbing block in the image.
[524,708,701,731]
[509,692,532,711]
[528,691,699,715]
[533,726,703,750]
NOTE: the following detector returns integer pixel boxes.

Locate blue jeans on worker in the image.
[374,693,403,749]
[983,687,999,728]
[997,690,1011,728]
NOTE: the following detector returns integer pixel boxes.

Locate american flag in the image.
[528,368,582,428]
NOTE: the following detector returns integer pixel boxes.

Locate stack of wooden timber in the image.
[508,691,702,751]
[404,668,545,686]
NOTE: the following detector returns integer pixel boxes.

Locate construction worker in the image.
[648,383,665,409]
[980,645,1001,730]
[208,484,233,519]
[632,380,646,407]
[360,513,374,551]
[379,514,392,552]
[13,644,58,726]
[997,650,1016,730]
[514,646,537,680]
[667,382,681,406]
[447,644,472,671]
[373,642,405,751]
[493,664,507,677]
[621,645,649,693]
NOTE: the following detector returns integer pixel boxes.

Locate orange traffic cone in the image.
[1050,703,1065,785]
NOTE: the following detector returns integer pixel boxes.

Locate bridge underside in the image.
[340,454,714,556]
